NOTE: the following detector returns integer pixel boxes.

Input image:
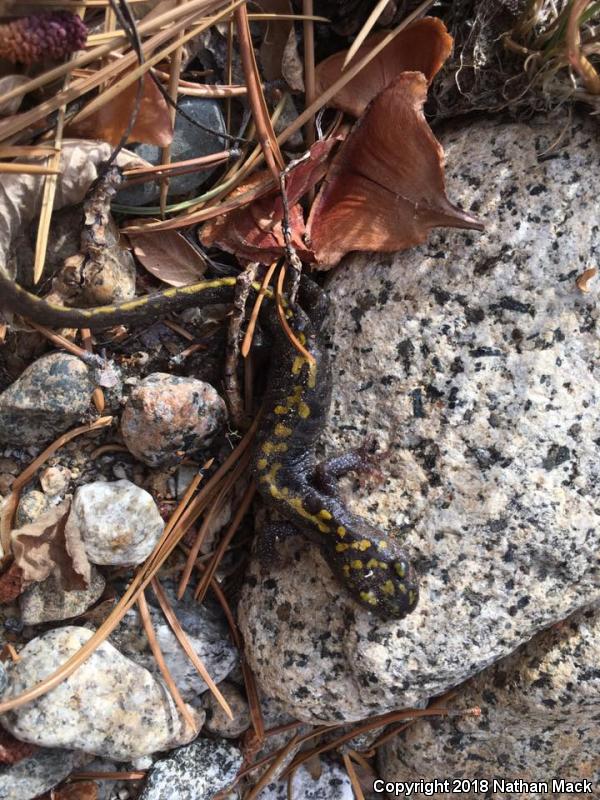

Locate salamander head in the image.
[334,531,418,619]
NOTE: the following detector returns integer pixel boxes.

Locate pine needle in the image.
[151,577,234,720]
[138,589,198,732]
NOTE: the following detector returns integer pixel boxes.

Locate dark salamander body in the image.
[253,281,418,618]
[0,272,418,618]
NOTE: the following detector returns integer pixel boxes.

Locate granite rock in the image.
[19,566,105,625]
[0,353,93,446]
[139,738,242,800]
[15,490,49,526]
[256,762,354,800]
[239,115,600,722]
[121,373,227,467]
[0,748,88,800]
[111,582,238,702]
[0,626,199,759]
[71,479,164,566]
[116,97,226,206]
[203,681,250,738]
[379,603,600,798]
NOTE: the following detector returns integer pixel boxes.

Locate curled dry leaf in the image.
[306,73,483,270]
[0,75,31,116]
[11,500,91,590]
[50,781,98,800]
[200,138,337,264]
[0,562,25,603]
[0,728,37,765]
[576,266,597,293]
[314,18,452,118]
[0,140,146,279]
[67,73,172,147]
[128,227,207,286]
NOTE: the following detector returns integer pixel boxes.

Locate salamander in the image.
[0,272,418,618]
[253,278,418,618]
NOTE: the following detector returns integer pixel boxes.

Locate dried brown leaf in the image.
[0,140,146,279]
[67,73,173,147]
[201,138,337,263]
[306,73,483,269]
[11,500,91,590]
[128,227,207,286]
[0,562,25,603]
[0,728,37,765]
[51,782,98,800]
[314,18,452,117]
[0,76,30,116]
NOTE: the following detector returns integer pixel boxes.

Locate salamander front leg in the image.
[314,436,382,496]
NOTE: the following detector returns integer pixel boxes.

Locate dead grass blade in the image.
[159,0,185,217]
[0,164,60,175]
[137,589,198,731]
[235,3,284,180]
[242,260,278,357]
[342,753,365,800]
[303,0,316,150]
[275,266,315,364]
[0,0,233,115]
[566,0,600,92]
[343,0,396,67]
[177,446,250,598]
[151,576,234,719]
[193,479,256,602]
[0,1,241,144]
[0,456,210,713]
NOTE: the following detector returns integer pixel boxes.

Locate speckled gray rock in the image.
[121,373,227,467]
[116,97,226,206]
[0,626,200,759]
[257,762,354,800]
[379,604,600,798]
[239,115,600,722]
[111,583,238,703]
[15,490,49,526]
[139,738,242,800]
[71,479,164,566]
[0,353,93,445]
[0,748,88,800]
[19,566,105,625]
[203,681,250,738]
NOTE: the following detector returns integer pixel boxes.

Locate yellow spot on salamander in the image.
[377,540,389,551]
[382,580,395,596]
[343,565,350,577]
[262,441,288,454]
[318,509,332,520]
[336,543,350,552]
[291,356,304,375]
[366,558,389,570]
[350,559,363,570]
[308,363,317,389]
[297,332,306,345]
[397,583,407,594]
[351,539,372,551]
[274,405,288,415]
[274,423,292,438]
[287,497,330,533]
[394,562,406,578]
[337,526,347,538]
[298,402,310,419]
[257,458,268,470]
[360,591,378,606]
[408,590,417,606]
